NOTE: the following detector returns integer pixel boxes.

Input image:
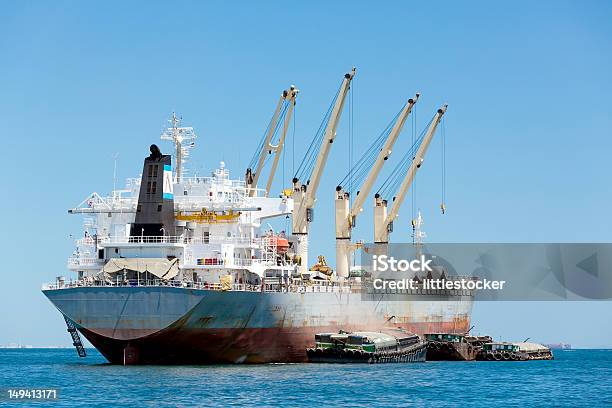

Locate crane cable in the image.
[285,103,297,231]
[294,83,341,183]
[376,113,436,200]
[259,101,291,173]
[292,101,296,176]
[440,116,446,214]
[349,78,355,266]
[248,114,273,171]
[337,105,403,190]
[376,135,422,199]
[282,114,286,190]
[412,103,416,220]
[248,99,291,172]
[348,81,354,202]
[285,101,297,194]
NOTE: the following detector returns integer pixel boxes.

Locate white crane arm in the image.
[304,67,356,207]
[264,87,298,196]
[348,93,420,221]
[385,104,447,224]
[248,86,297,195]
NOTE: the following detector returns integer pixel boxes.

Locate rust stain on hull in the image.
[80,318,471,365]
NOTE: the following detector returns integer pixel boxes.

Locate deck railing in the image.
[100,235,259,246]
[43,276,475,295]
[41,278,355,293]
[67,257,103,267]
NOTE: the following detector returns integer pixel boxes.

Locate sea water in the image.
[0,349,611,407]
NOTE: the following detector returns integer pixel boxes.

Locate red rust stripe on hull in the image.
[80,318,470,365]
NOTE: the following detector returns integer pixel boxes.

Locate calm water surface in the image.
[1,349,611,407]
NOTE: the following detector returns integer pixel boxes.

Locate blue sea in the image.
[0,349,611,407]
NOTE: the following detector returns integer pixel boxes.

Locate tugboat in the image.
[307,329,427,363]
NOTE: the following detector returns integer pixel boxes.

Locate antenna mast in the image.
[412,210,425,258]
[160,112,197,183]
[112,153,119,202]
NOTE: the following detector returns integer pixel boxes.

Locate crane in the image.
[373,104,447,250]
[334,93,420,278]
[246,85,299,197]
[292,67,356,274]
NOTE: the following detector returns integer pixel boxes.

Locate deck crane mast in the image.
[246,85,299,197]
[334,93,420,278]
[373,104,447,252]
[292,68,356,274]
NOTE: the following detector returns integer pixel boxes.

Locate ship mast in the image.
[412,210,425,258]
[161,113,197,183]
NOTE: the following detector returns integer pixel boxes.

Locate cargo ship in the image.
[42,68,475,364]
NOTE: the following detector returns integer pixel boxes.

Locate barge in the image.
[477,342,553,361]
[424,333,483,361]
[307,329,427,363]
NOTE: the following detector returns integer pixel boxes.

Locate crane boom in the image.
[305,67,356,208]
[334,93,419,277]
[264,88,298,197]
[351,93,419,221]
[292,68,355,233]
[374,104,447,244]
[247,86,298,196]
[292,67,356,273]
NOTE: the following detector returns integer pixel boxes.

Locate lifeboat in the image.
[271,236,289,253]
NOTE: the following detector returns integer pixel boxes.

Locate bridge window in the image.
[147,164,159,178]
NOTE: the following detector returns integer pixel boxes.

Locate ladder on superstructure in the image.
[261,236,278,265]
[64,316,87,357]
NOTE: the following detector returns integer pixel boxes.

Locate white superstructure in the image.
[67,117,298,289]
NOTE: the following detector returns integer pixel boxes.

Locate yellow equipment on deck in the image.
[310,255,333,276]
[220,274,233,291]
[176,209,241,223]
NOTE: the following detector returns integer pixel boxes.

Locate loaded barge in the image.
[477,342,554,361]
[307,330,427,363]
[424,333,489,361]
[425,333,553,361]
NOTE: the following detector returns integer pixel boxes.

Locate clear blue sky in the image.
[1,1,611,347]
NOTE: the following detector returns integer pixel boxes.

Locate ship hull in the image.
[43,286,472,364]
